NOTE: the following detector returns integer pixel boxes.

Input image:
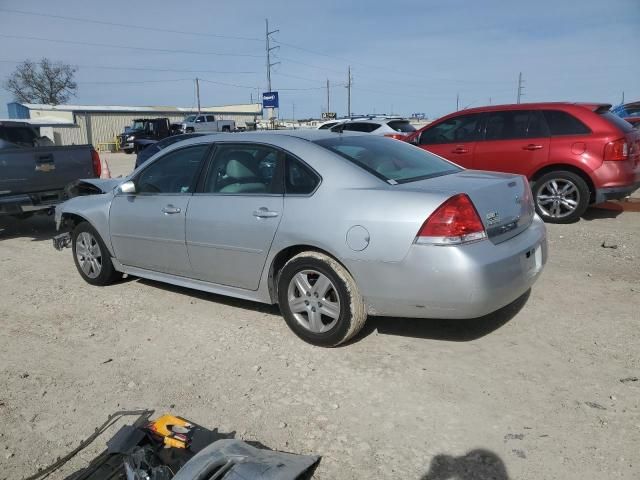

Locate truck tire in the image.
[277,251,367,347]
[186,127,194,133]
[123,148,133,154]
[222,126,231,132]
[71,222,119,286]
[532,170,590,224]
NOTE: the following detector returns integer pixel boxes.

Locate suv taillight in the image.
[384,133,405,140]
[416,194,487,245]
[91,149,101,177]
[603,138,629,161]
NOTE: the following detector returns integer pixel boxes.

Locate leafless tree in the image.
[4,58,77,105]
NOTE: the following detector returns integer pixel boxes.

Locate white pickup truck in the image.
[178,114,235,134]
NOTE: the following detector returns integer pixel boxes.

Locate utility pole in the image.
[326,79,330,114]
[621,91,625,104]
[456,93,459,111]
[195,77,201,113]
[265,19,279,128]
[517,72,524,104]
[346,66,352,117]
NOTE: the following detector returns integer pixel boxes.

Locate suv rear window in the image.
[340,122,380,133]
[387,120,416,133]
[315,135,461,184]
[542,110,590,135]
[599,112,634,133]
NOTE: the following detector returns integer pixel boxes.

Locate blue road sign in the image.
[262,92,279,109]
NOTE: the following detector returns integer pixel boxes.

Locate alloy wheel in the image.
[287,270,341,333]
[75,231,103,279]
[536,178,581,219]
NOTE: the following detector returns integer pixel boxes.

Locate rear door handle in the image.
[253,207,279,218]
[452,146,468,154]
[523,144,543,150]
[161,205,181,214]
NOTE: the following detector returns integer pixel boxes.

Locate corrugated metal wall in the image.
[50,111,258,146]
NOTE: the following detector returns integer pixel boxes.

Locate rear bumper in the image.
[0,191,63,216]
[595,182,640,204]
[349,216,547,319]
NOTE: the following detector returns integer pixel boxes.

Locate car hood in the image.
[64,178,123,198]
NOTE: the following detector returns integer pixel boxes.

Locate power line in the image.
[78,78,192,85]
[0,59,257,75]
[198,78,260,90]
[0,34,263,58]
[0,7,262,42]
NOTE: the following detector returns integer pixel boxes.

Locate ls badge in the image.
[486,211,500,225]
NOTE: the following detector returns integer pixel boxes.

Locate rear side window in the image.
[599,112,634,133]
[205,115,215,122]
[342,122,380,133]
[387,120,416,133]
[483,110,548,140]
[318,122,337,130]
[0,126,38,147]
[420,114,480,144]
[542,110,590,135]
[315,135,461,184]
[285,156,320,194]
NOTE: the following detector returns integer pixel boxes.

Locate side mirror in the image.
[119,180,136,194]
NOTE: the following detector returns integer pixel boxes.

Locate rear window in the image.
[387,120,416,133]
[315,135,461,184]
[0,126,38,147]
[340,122,380,133]
[542,110,590,135]
[600,112,634,133]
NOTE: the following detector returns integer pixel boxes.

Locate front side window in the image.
[203,144,282,194]
[315,135,461,184]
[135,144,208,194]
[543,110,591,135]
[420,114,480,144]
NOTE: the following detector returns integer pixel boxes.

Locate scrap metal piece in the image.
[53,232,72,250]
[172,439,320,480]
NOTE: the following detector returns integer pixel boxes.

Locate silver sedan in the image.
[54,131,547,346]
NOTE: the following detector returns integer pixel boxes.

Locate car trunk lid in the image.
[396,170,535,244]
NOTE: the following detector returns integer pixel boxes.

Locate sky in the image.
[0,0,638,120]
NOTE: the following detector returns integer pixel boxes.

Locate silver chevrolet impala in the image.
[54,131,547,346]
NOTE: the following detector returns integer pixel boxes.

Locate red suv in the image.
[406,103,640,223]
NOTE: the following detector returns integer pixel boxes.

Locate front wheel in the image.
[532,171,590,224]
[277,252,367,347]
[71,222,119,286]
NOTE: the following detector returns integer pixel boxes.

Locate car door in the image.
[186,143,284,290]
[417,113,481,168]
[473,110,550,175]
[193,115,207,132]
[109,143,209,276]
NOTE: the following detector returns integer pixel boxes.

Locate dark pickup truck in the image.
[0,121,100,218]
[118,118,172,154]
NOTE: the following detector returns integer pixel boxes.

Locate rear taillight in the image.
[91,149,101,177]
[603,139,629,161]
[384,133,405,140]
[416,194,486,245]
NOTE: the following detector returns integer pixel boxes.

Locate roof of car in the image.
[191,129,361,143]
[445,102,611,116]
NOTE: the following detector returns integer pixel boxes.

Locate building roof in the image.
[13,102,262,115]
[0,116,75,126]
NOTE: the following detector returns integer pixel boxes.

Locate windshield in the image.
[185,115,196,123]
[131,121,146,130]
[315,135,461,184]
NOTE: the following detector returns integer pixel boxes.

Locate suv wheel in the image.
[532,171,590,223]
[277,252,367,347]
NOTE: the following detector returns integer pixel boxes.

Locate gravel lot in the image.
[0,153,638,479]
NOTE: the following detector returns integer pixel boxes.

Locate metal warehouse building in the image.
[7,102,262,146]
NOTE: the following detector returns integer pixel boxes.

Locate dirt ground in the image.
[0,153,638,479]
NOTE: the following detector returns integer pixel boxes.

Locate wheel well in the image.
[531,164,596,203]
[267,245,350,303]
[60,212,89,231]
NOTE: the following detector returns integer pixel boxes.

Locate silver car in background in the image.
[54,131,547,346]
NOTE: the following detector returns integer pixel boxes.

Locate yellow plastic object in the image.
[149,414,194,449]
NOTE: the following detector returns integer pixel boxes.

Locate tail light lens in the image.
[384,133,405,140]
[91,149,101,177]
[603,139,629,161]
[416,194,486,245]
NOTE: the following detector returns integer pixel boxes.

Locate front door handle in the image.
[523,144,543,150]
[452,146,468,154]
[253,207,279,218]
[161,205,181,214]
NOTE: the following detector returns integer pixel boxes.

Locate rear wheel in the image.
[72,222,119,286]
[532,170,590,223]
[277,252,367,347]
[123,148,133,154]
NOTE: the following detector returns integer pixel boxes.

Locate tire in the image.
[222,126,231,133]
[186,127,194,133]
[532,170,590,224]
[71,222,119,286]
[123,148,133,154]
[277,251,367,347]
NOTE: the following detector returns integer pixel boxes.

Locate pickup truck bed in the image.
[0,143,98,217]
